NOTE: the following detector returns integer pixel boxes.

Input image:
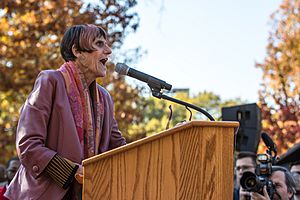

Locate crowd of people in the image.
[233,150,300,200]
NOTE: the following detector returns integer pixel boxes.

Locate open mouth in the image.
[100,58,108,65]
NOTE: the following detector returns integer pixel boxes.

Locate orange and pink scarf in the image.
[58,61,104,158]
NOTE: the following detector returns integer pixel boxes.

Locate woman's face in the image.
[76,36,112,79]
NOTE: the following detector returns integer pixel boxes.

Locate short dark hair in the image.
[236,151,257,166]
[272,166,296,197]
[290,160,300,168]
[6,156,19,168]
[60,24,107,62]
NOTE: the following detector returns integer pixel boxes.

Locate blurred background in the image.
[0,0,299,164]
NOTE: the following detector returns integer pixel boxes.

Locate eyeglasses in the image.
[235,165,255,171]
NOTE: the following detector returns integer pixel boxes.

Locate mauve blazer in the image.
[5,70,126,200]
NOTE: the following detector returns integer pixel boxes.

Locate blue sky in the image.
[119,0,282,102]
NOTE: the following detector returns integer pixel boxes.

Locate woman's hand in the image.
[74,165,83,184]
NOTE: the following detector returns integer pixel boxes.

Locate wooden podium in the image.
[82,121,239,200]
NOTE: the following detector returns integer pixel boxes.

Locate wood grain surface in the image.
[83,121,238,200]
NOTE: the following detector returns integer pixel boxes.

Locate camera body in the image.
[240,153,276,198]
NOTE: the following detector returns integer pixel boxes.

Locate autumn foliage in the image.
[0,0,143,163]
[2,0,297,164]
[257,0,300,155]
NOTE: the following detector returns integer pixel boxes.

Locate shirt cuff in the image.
[44,154,79,189]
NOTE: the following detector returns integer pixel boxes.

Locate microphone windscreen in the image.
[115,63,129,75]
[261,132,275,149]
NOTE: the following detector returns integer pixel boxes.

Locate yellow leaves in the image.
[0,35,9,43]
[127,117,169,137]
[4,123,11,129]
[257,144,267,154]
[119,83,126,89]
[20,11,36,24]
[0,0,143,161]
[0,17,9,30]
[44,1,55,9]
[42,15,52,25]
[277,120,284,128]
[120,112,126,118]
[283,120,297,126]
[1,99,9,109]
[0,92,22,115]
[20,40,26,48]
[127,124,141,135]
[261,119,272,129]
[1,45,7,52]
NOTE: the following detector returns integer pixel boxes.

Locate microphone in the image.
[261,132,276,151]
[115,63,172,91]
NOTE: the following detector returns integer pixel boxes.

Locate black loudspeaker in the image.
[221,103,261,153]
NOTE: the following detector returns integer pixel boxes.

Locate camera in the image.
[239,132,277,198]
[240,154,275,198]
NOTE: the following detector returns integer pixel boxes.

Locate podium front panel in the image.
[83,121,237,200]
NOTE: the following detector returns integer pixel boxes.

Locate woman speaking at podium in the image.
[5,24,126,200]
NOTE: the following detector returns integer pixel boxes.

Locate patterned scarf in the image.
[58,61,104,158]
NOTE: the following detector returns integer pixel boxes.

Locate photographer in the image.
[249,166,296,200]
[290,161,300,200]
[275,142,300,200]
[234,151,257,200]
[239,132,297,200]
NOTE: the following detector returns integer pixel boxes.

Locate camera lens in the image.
[240,171,258,191]
[245,177,256,188]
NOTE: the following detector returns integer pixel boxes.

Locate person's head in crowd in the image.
[6,157,20,184]
[290,161,300,200]
[0,164,6,183]
[250,166,296,200]
[235,151,257,188]
[290,160,300,178]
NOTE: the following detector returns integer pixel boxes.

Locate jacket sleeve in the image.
[44,154,79,189]
[109,115,126,150]
[16,71,57,178]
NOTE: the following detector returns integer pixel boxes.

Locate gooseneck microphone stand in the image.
[115,63,214,120]
[150,87,215,121]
